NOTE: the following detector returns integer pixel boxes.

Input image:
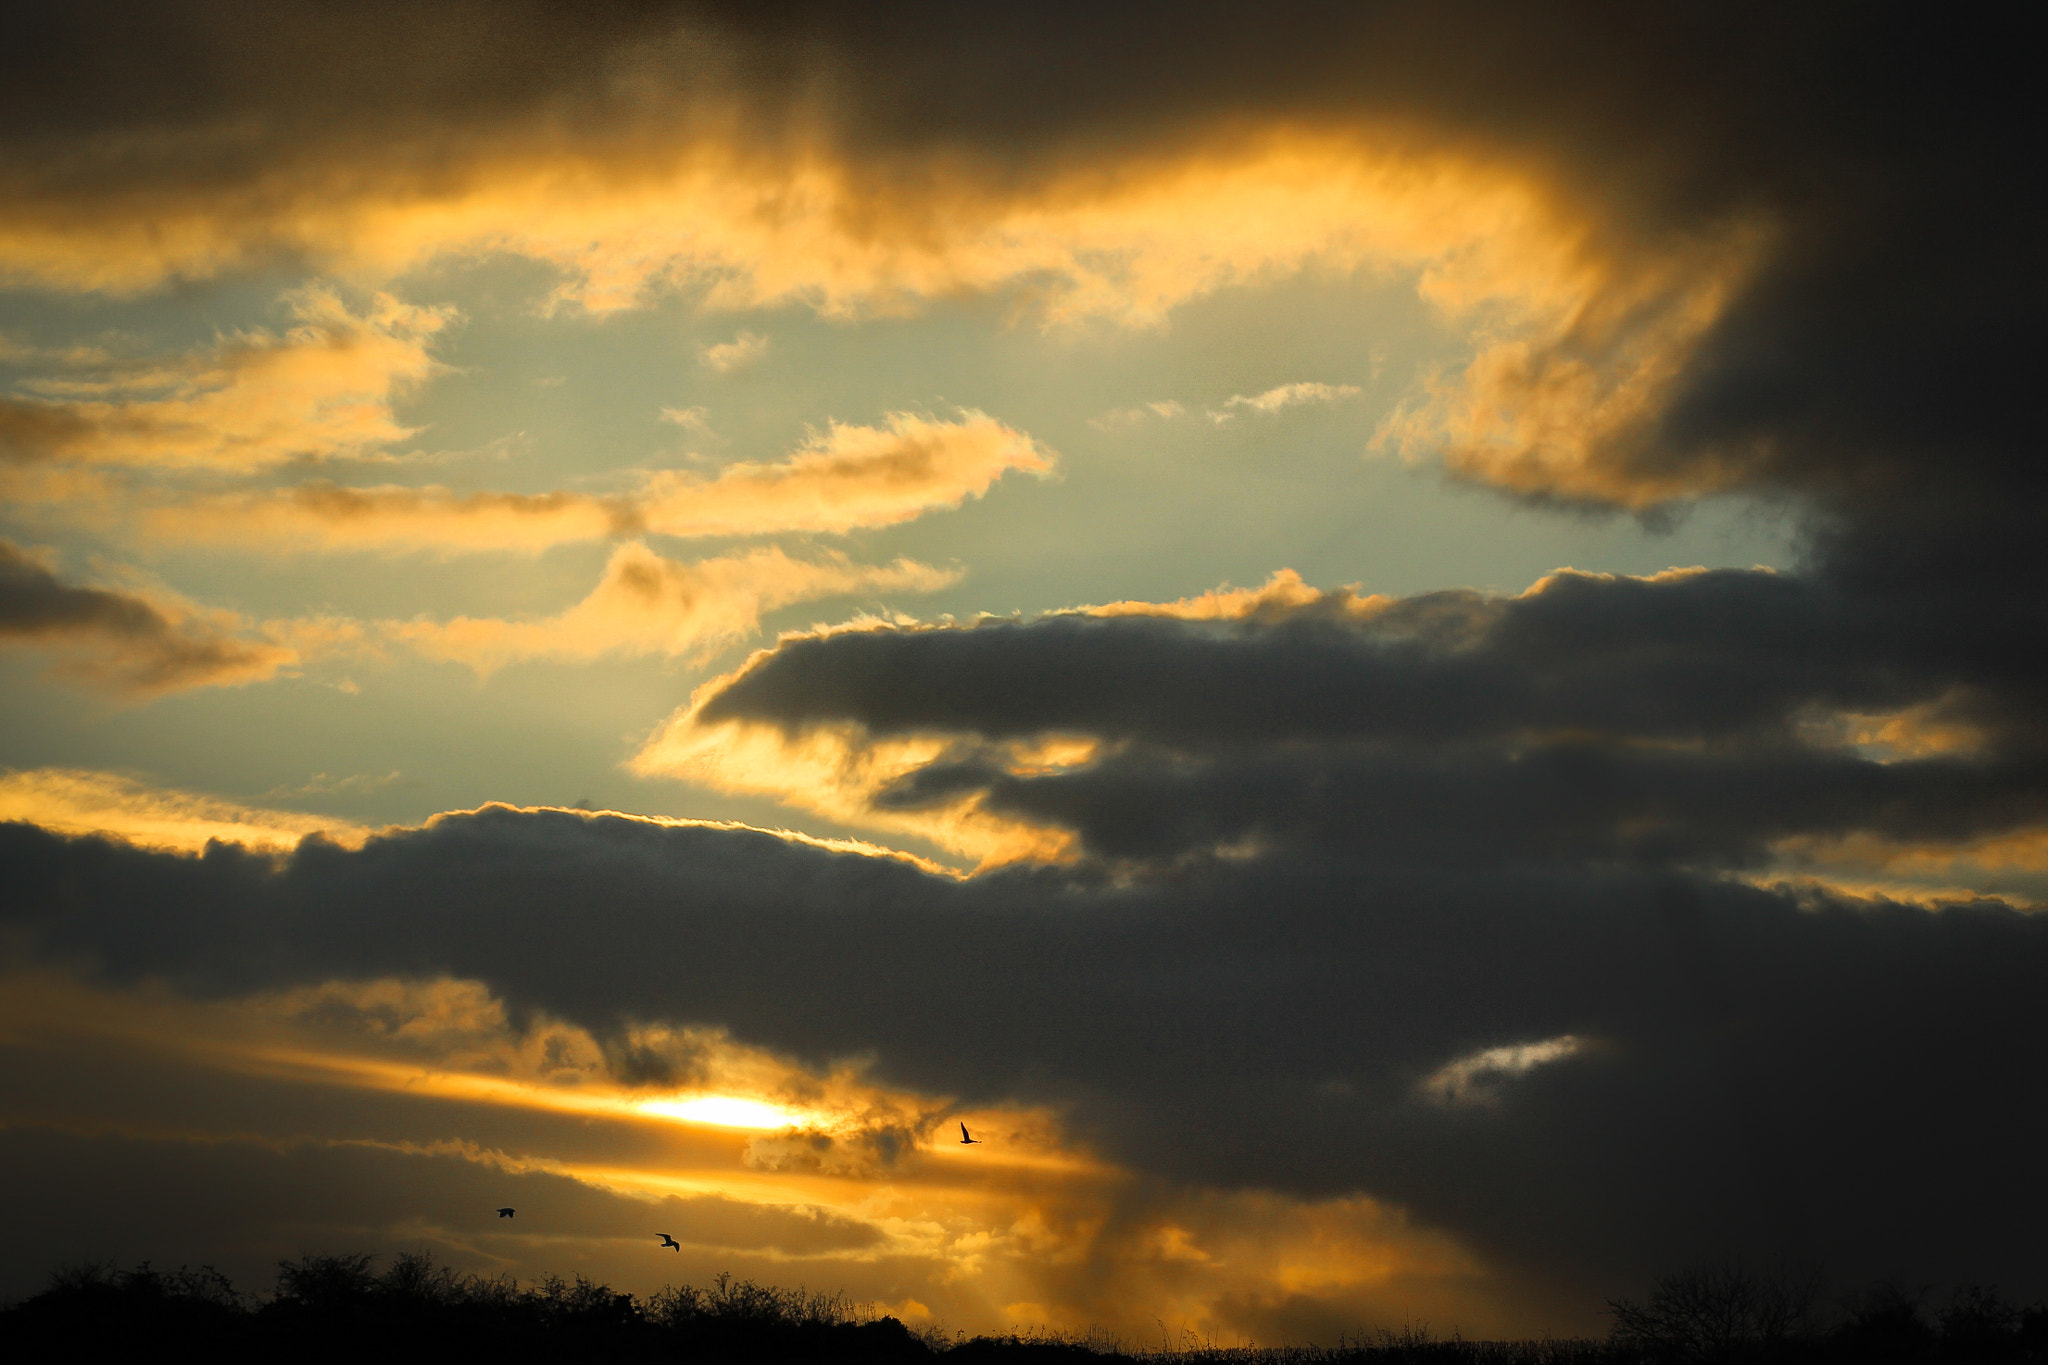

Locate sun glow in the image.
[637,1093,805,1130]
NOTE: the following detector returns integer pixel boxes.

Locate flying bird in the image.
[658,1234,681,1250]
[959,1122,981,1145]
[497,1208,515,1218]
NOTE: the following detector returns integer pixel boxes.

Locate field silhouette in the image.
[2,1252,2043,1363]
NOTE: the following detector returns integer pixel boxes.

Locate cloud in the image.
[6,0,2048,1338]
[137,482,631,555]
[659,404,714,433]
[629,559,2048,875]
[636,411,1054,539]
[0,767,366,853]
[700,331,769,374]
[388,541,958,674]
[1420,1036,1586,1108]
[651,565,2048,882]
[1089,400,1184,430]
[606,559,2048,1317]
[119,412,1050,554]
[0,539,295,694]
[1209,381,1361,422]
[262,770,411,800]
[0,2,2031,527]
[0,961,1502,1337]
[5,804,2045,1326]
[0,291,449,474]
[0,8,1764,520]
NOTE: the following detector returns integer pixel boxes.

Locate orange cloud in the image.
[139,482,630,555]
[121,412,1049,554]
[0,963,1516,1341]
[632,706,1082,870]
[3,114,1767,509]
[390,541,957,674]
[1087,567,1388,622]
[0,291,449,474]
[1765,828,2048,910]
[1372,222,1771,508]
[637,411,1054,539]
[0,767,366,853]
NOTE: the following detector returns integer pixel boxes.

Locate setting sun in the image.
[637,1094,805,1131]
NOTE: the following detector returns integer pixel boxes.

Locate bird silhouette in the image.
[959,1122,981,1145]
[496,1208,515,1218]
[658,1234,681,1250]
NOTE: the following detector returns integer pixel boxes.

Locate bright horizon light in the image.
[637,1093,804,1130]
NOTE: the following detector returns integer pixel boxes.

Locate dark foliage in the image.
[0,1254,932,1364]
[4,1254,2044,1364]
[1606,1262,2048,1365]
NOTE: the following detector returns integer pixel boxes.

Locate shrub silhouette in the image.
[1607,1261,1820,1362]
[6,1250,2044,1364]
[1832,1281,1937,1363]
[1,1252,935,1363]
[1607,1263,2048,1365]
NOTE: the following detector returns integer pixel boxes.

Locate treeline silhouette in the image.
[1,1252,2044,1364]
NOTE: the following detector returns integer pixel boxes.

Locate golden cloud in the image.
[116,411,1049,554]
[1087,567,1388,622]
[139,482,631,555]
[389,541,958,674]
[0,767,367,853]
[3,109,1768,509]
[637,411,1054,539]
[630,572,1398,868]
[1372,222,1771,508]
[633,706,1082,871]
[0,290,449,474]
[0,962,1515,1341]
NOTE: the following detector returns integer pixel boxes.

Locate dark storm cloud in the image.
[699,570,1930,749]
[690,566,2048,868]
[0,539,292,693]
[4,810,2046,1305]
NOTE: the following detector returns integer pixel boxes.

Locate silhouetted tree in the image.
[1608,1261,1819,1363]
[1831,1281,1934,1362]
[1936,1286,2026,1364]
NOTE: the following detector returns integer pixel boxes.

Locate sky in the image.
[2,0,2044,1343]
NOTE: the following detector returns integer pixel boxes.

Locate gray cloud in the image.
[692,569,2048,872]
[0,539,293,693]
[698,571,1909,748]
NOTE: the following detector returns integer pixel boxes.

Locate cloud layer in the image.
[6,1,2027,521]
[6,802,2044,1322]
[5,0,2046,1340]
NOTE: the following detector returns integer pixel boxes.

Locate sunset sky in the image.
[4,0,2044,1343]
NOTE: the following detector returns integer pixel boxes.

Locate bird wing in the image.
[960,1122,971,1140]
